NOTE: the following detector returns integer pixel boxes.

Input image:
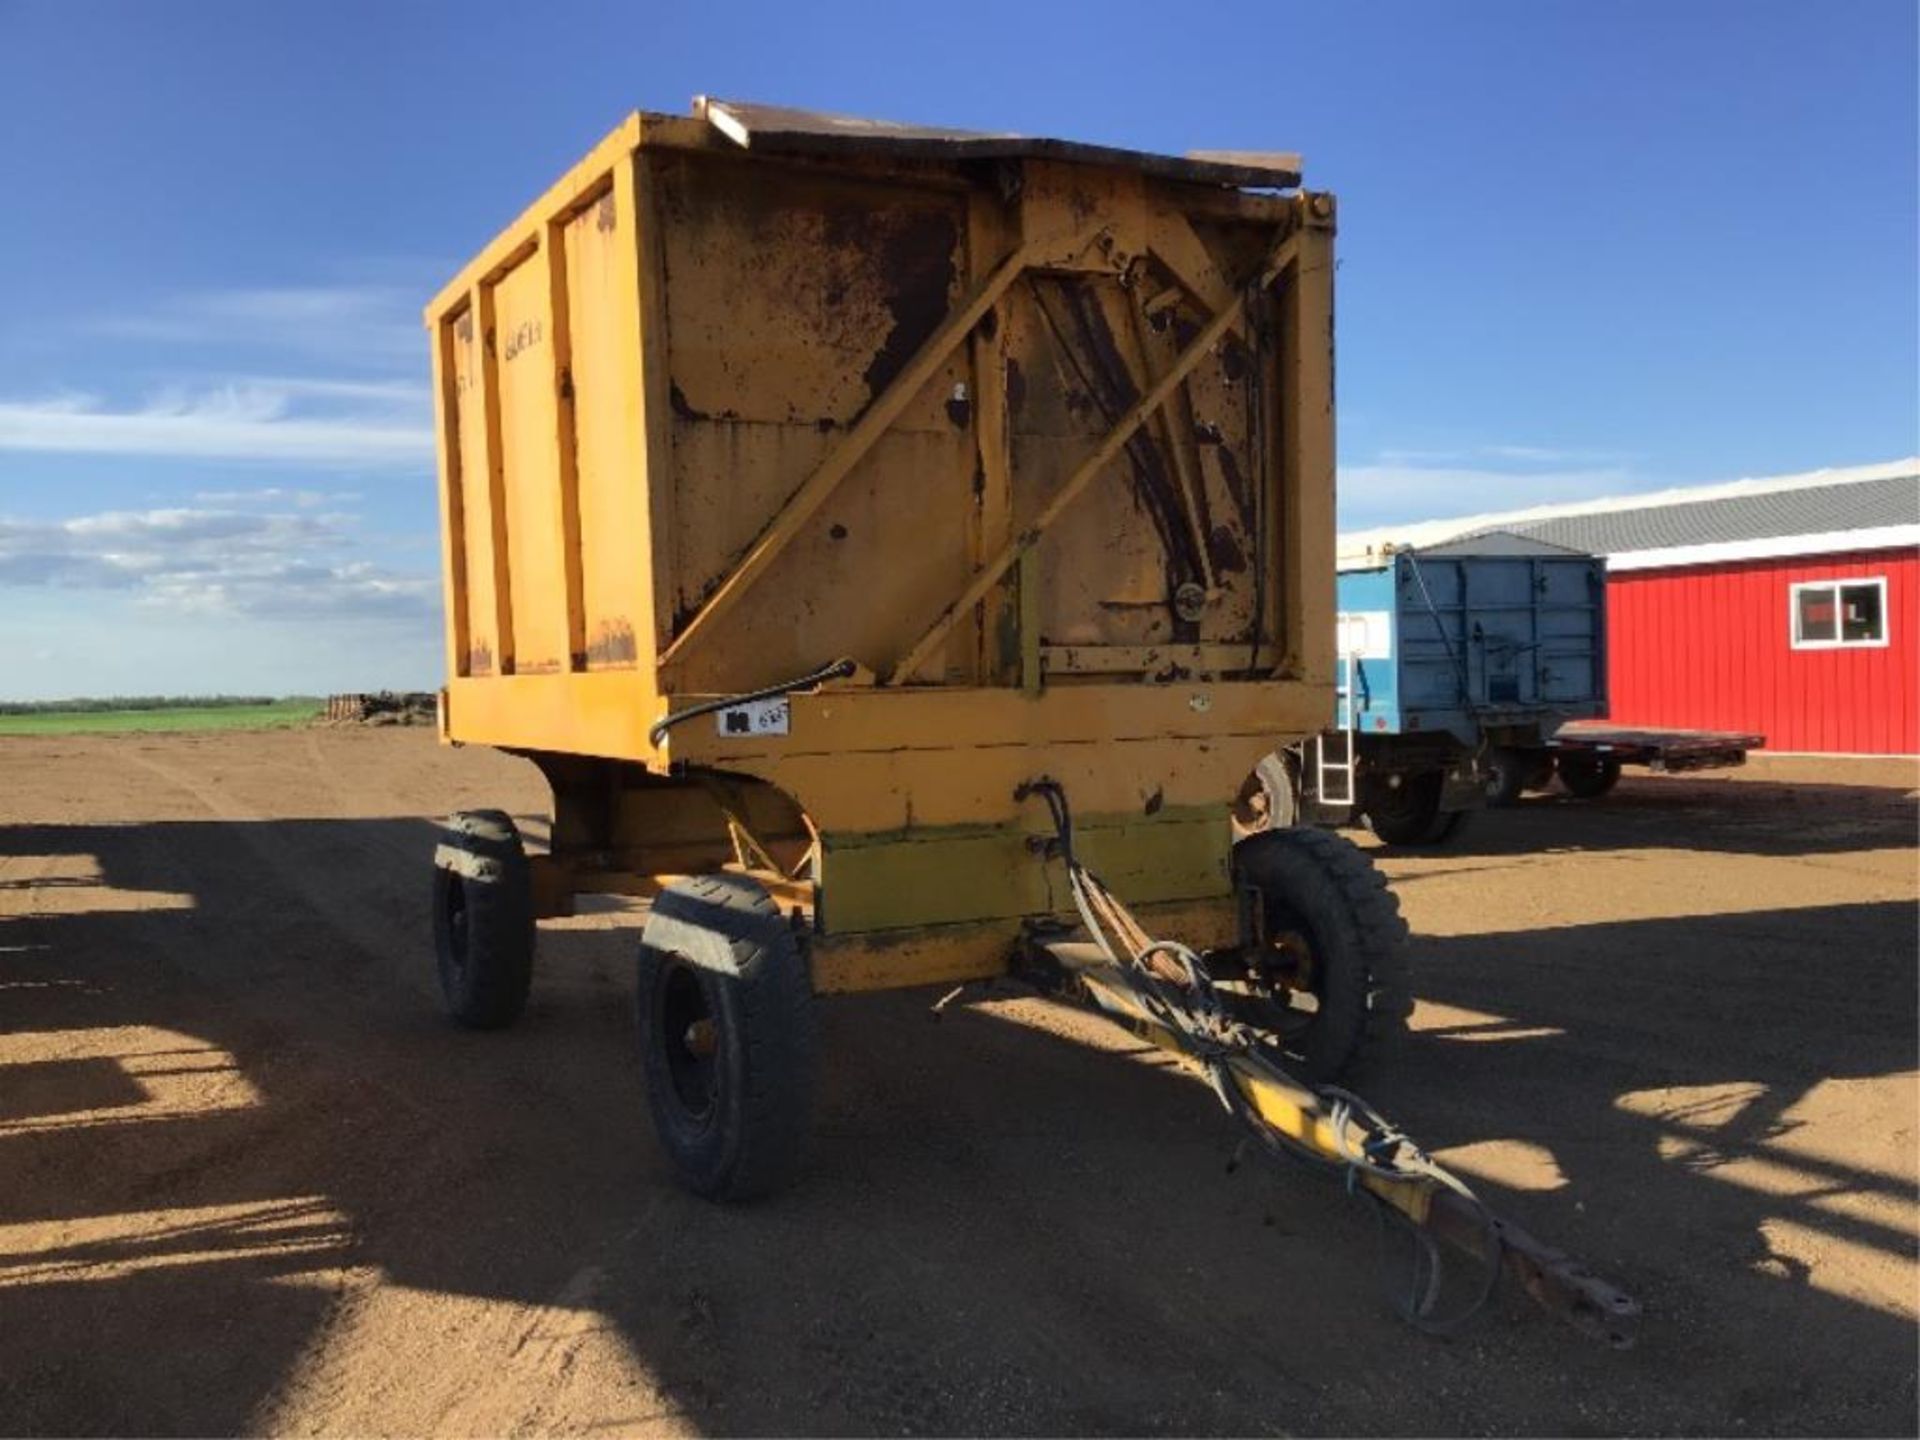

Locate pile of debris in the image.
[322,692,437,726]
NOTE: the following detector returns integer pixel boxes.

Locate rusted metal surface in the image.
[1427,1192,1643,1348]
[694,96,1303,189]
[887,229,1300,685]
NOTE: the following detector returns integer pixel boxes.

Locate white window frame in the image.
[1788,576,1889,650]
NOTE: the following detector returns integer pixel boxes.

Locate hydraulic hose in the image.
[647,657,857,749]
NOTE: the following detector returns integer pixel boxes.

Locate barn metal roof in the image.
[1484,473,1916,553]
[1340,459,1920,571]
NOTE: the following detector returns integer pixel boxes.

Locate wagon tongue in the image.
[1013,778,1643,1346]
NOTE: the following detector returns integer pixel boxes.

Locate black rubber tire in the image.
[635,872,816,1202]
[432,809,534,1029]
[1523,753,1558,791]
[1482,747,1534,807]
[1230,752,1299,841]
[1557,753,1622,800]
[1363,770,1450,848]
[1231,828,1412,1081]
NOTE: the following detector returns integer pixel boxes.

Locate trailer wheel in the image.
[1557,753,1622,799]
[1362,771,1458,848]
[432,809,535,1029]
[1482,747,1534,806]
[1230,828,1411,1081]
[635,872,815,1202]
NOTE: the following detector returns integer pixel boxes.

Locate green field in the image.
[0,698,324,736]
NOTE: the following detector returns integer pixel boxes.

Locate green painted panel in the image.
[818,807,1230,934]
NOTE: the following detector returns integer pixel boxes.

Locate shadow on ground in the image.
[1390,770,1918,861]
[0,796,1915,1436]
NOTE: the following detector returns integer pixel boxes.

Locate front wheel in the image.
[1557,753,1622,799]
[635,873,816,1201]
[1227,828,1412,1081]
[1482,747,1536,807]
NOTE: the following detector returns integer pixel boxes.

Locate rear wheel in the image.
[1226,828,1411,1081]
[635,872,815,1201]
[1557,753,1622,799]
[1421,807,1472,845]
[1363,770,1458,848]
[432,809,535,1029]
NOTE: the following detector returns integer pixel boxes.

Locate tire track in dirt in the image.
[109,743,439,1004]
[258,1248,694,1437]
[88,739,682,1434]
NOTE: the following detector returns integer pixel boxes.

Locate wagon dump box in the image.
[426,98,1335,977]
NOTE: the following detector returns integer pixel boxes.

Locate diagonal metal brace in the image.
[657,231,1083,673]
[888,230,1301,686]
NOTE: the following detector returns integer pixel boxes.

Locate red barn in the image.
[1341,460,1919,756]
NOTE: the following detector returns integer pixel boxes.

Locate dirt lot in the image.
[0,730,1913,1436]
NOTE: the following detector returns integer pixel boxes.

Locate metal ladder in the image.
[1315,647,1359,807]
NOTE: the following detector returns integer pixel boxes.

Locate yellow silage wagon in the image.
[423,97,1636,1343]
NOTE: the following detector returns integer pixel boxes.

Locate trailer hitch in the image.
[1012,778,1642,1347]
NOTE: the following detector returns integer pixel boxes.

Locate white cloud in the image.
[1373,444,1637,468]
[224,375,428,405]
[192,486,360,508]
[1339,455,1644,530]
[90,284,423,365]
[0,279,445,686]
[0,504,434,620]
[9,279,434,465]
[0,589,443,700]
[0,382,431,467]
[1480,444,1628,464]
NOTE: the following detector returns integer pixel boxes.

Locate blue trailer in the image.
[1232,535,1611,845]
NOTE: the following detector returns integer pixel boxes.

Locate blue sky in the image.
[1,0,1914,699]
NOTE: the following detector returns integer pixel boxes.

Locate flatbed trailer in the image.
[1543,722,1763,795]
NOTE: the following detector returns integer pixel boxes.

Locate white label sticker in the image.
[715,698,789,738]
[1335,610,1393,660]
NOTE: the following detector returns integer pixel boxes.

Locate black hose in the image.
[647,658,857,749]
[1015,777,1506,1333]
[1014,776,1075,869]
[1245,284,1267,673]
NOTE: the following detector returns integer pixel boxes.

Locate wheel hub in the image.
[444,885,469,971]
[658,961,719,1120]
[1264,929,1316,991]
[683,1018,718,1059]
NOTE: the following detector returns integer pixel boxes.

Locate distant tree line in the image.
[0,695,316,715]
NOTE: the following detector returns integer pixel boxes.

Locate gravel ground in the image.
[0,732,1913,1436]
